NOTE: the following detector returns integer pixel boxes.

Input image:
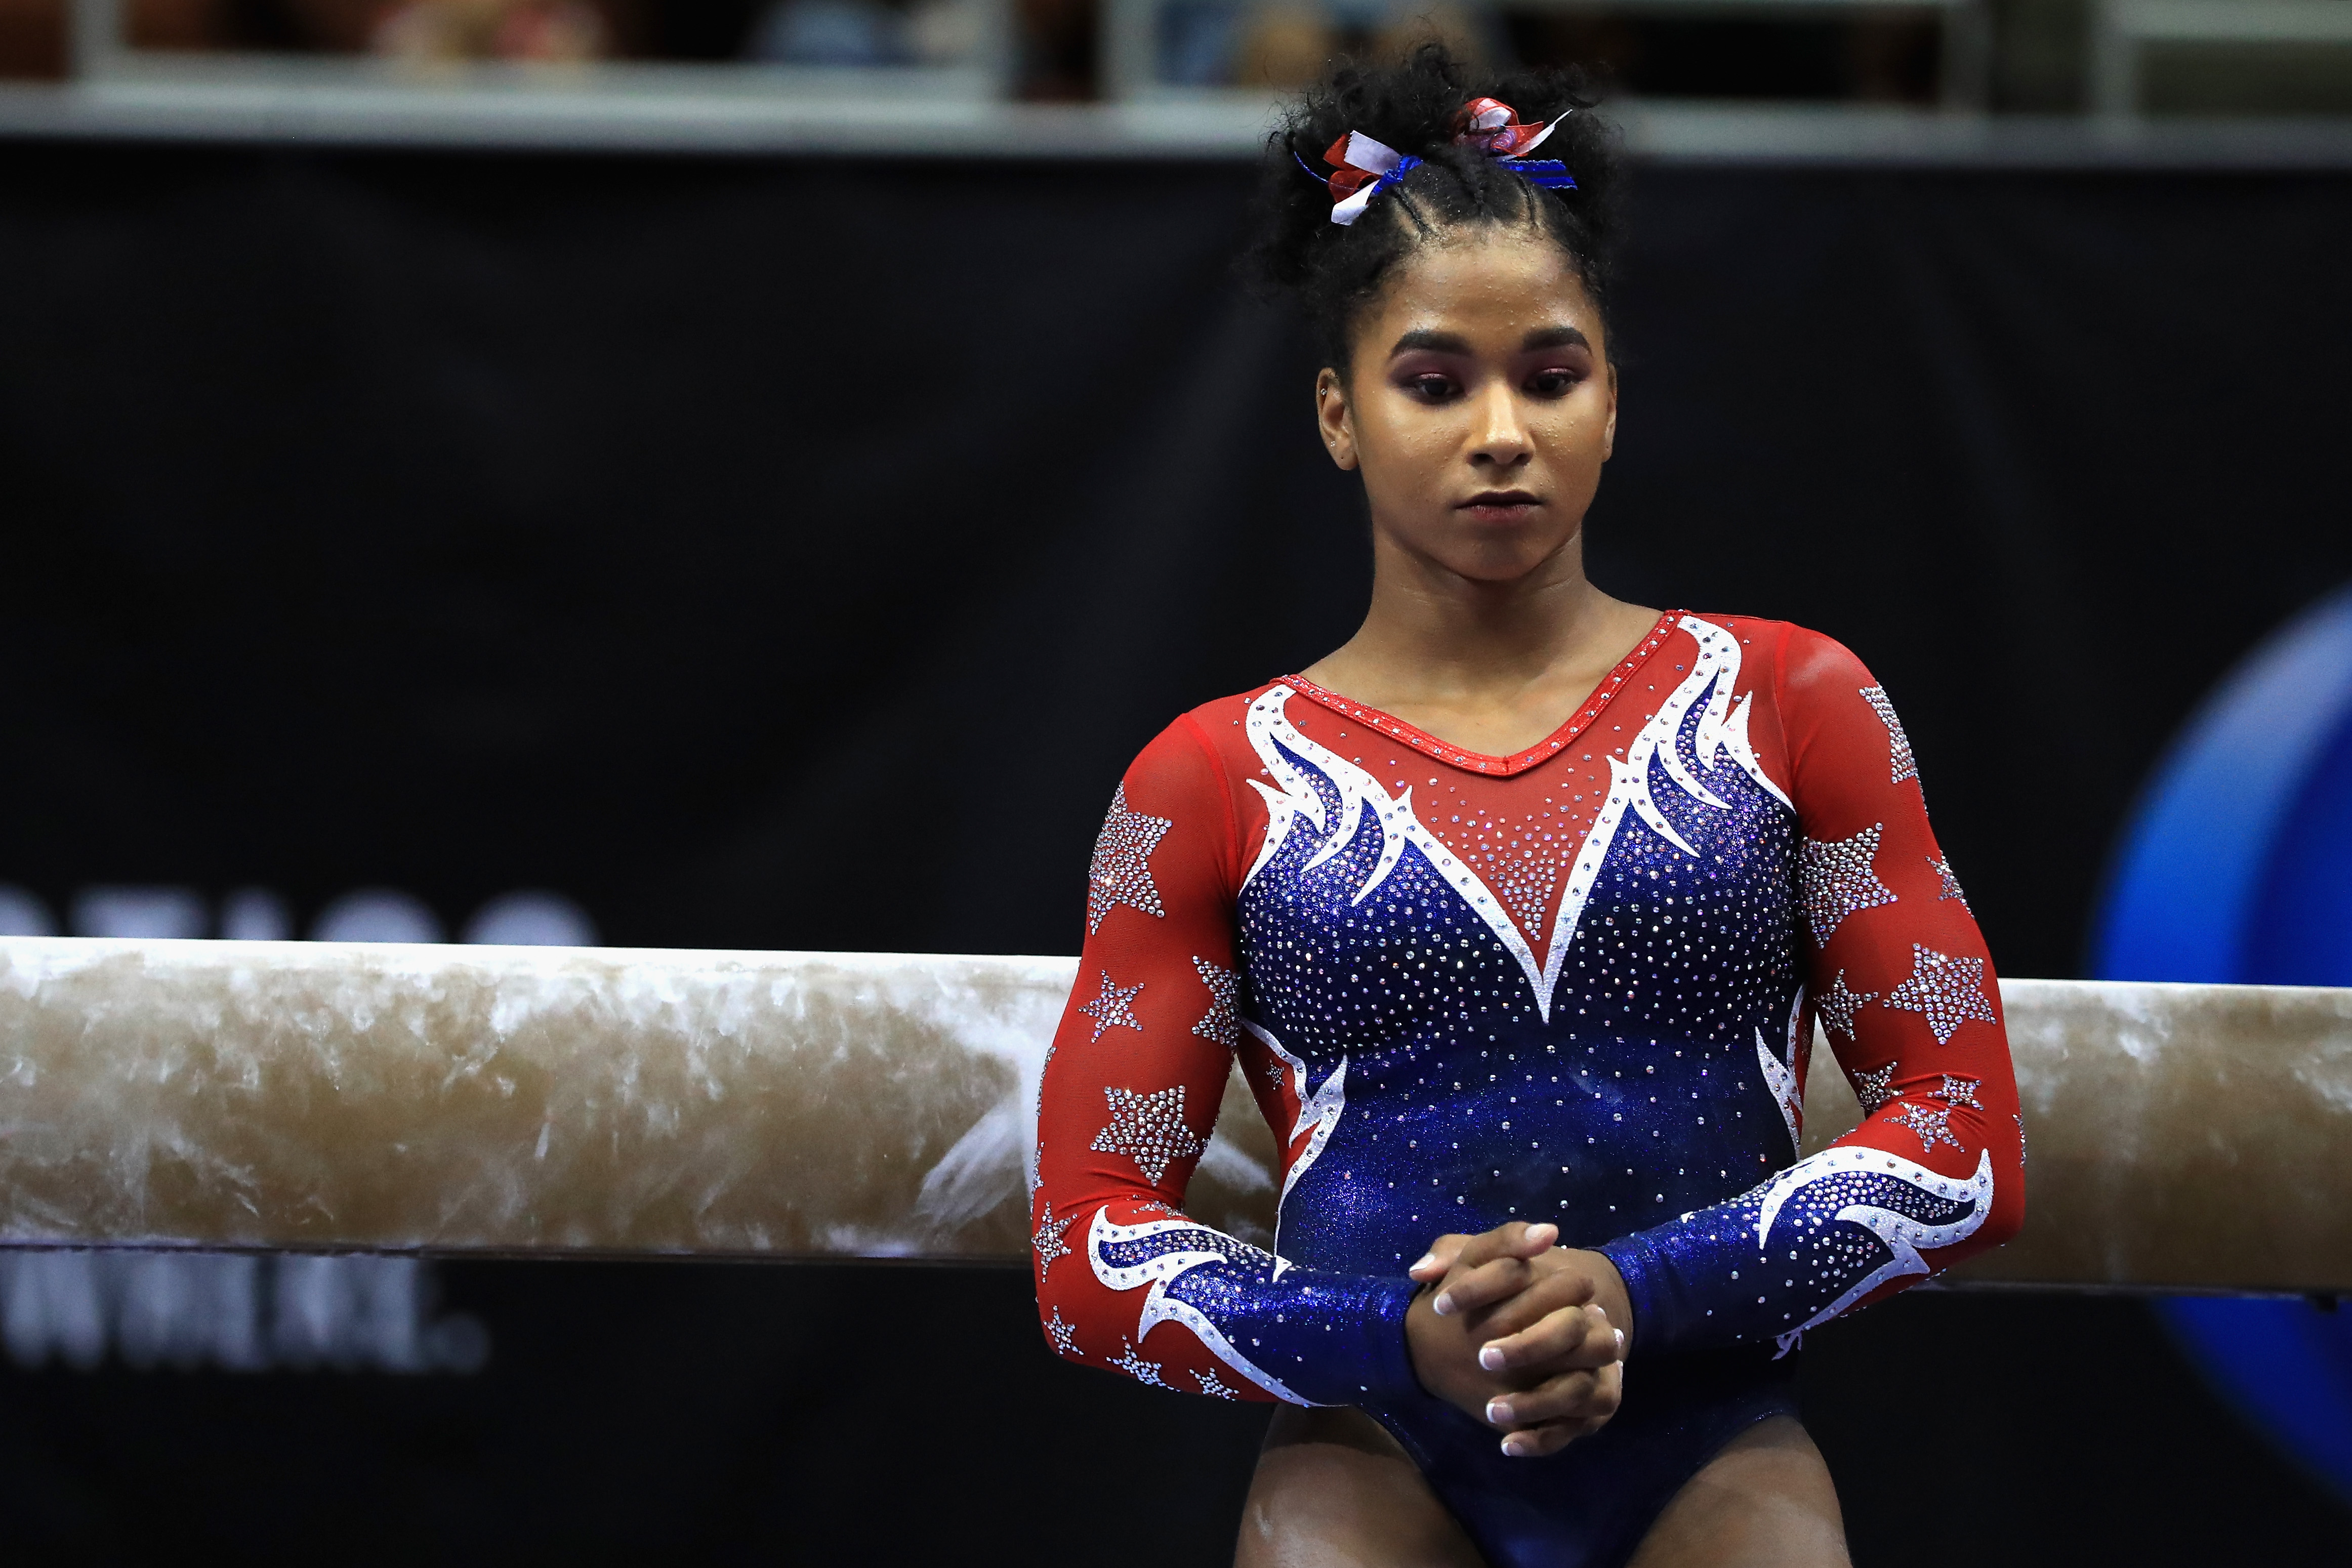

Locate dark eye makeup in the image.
[1387,360,1586,403]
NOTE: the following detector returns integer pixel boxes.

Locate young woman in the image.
[1031,48,2023,1568]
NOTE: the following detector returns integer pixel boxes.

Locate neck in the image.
[1312,528,1626,705]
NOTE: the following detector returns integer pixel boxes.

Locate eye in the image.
[1401,372,1461,403]
[1527,366,1584,397]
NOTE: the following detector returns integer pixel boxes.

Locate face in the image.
[1316,226,1616,585]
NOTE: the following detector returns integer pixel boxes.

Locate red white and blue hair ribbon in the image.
[1317,97,1576,227]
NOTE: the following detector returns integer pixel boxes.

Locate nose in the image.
[1467,379,1532,469]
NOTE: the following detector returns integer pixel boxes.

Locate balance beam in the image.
[0,939,2339,1293]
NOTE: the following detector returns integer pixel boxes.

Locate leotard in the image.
[1032,612,2025,1567]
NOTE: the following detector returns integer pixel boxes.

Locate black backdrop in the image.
[1,140,2349,1562]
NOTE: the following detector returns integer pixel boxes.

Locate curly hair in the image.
[1248,43,1625,372]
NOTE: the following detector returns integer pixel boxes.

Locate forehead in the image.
[1368,227,1597,342]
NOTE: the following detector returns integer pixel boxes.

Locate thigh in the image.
[1623,1417,1850,1568]
[1235,1405,1491,1568]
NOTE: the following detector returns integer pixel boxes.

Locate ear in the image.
[1601,362,1618,461]
[1316,367,1359,471]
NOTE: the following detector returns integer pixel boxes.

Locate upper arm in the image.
[1038,717,1245,1216]
[1780,632,2024,1216]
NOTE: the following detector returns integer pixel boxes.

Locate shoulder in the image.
[1176,681,1288,761]
[1689,614,1878,703]
[1122,682,1284,798]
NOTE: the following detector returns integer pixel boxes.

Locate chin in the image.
[1442,546,1557,584]
[1438,528,1576,580]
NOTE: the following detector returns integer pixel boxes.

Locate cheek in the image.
[1356,405,1456,485]
[1539,392,1613,452]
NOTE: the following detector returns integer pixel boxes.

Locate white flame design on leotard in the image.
[1086,1208,1311,1403]
[1241,615,1790,1022]
[1753,1145,1995,1356]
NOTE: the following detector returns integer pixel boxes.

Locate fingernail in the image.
[1614,1328,1626,1352]
[1433,1293,1455,1316]
[1501,1434,1530,1457]
[1411,1253,1437,1272]
[1478,1344,1506,1372]
[1529,1223,1558,1246]
[1486,1398,1512,1425]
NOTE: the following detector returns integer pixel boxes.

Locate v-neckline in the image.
[1279,611,1683,777]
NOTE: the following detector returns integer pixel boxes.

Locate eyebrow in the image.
[1387,325,1591,357]
[1523,325,1590,351]
[1388,328,1473,357]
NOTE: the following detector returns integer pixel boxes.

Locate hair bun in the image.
[1246,42,1624,366]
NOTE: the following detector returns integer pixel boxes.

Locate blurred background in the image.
[2,1,2352,1560]
[5,0,2352,110]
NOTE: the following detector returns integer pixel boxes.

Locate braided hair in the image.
[1249,44,1625,371]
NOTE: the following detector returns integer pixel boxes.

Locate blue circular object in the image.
[2093,582,2352,1504]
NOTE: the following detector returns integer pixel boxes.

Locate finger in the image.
[1431,1222,1559,1282]
[1477,1303,1617,1375]
[1430,1256,1535,1317]
[1467,1275,1602,1343]
[1492,1221,1558,1258]
[1500,1416,1610,1458]
[1407,1232,1474,1281]
[1430,1223,1562,1312]
[1484,1362,1625,1433]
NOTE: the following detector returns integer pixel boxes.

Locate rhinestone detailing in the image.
[1110,1340,1167,1387]
[1931,854,1969,911]
[1885,944,1998,1045]
[1034,1201,1074,1272]
[1277,612,1680,776]
[1091,1086,1203,1184]
[1801,824,1896,944]
[1079,971,1144,1042]
[1861,686,1917,784]
[1190,957,1239,1047]
[1089,783,1171,935]
[1816,969,1877,1039]
[1892,1099,1964,1152]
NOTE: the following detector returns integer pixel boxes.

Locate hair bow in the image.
[1452,96,1558,156]
[1315,99,1575,227]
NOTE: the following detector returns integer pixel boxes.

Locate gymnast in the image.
[1032,46,2023,1567]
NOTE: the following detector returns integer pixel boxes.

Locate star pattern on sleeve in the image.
[1079,971,1144,1042]
[1885,944,1999,1045]
[1930,855,1969,911]
[1190,957,1239,1047]
[1111,1340,1167,1387]
[1936,1074,1983,1109]
[1194,1368,1240,1399]
[1892,1098,1965,1153]
[1852,1061,1897,1114]
[1029,1043,1057,1195]
[1815,969,1877,1039]
[1800,823,1897,944]
[2016,1112,2029,1165]
[1860,686,1918,784]
[1088,784,1172,934]
[1091,1085,1204,1184]
[1033,1200,1074,1273]
[1046,1305,1080,1356]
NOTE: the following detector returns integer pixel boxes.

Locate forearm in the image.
[1598,1133,2002,1358]
[1039,1192,1420,1405]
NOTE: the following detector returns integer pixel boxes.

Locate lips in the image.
[1458,490,1541,519]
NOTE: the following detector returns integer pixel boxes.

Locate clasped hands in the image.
[1403,1221,1632,1458]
